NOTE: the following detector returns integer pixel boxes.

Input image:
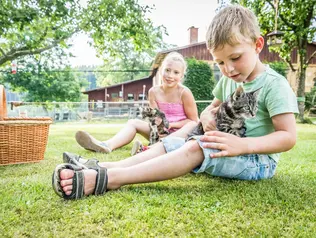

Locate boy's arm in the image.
[200,98,222,132]
[200,113,297,158]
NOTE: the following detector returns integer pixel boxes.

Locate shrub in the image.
[267,61,288,77]
[183,58,215,115]
[305,86,316,111]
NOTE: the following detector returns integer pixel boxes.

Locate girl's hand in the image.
[200,107,218,132]
[200,131,249,158]
[154,117,163,126]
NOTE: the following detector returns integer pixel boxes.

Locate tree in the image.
[183,58,215,115]
[0,50,85,102]
[95,39,171,87]
[232,0,316,121]
[0,0,165,67]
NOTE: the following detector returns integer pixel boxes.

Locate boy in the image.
[53,5,298,200]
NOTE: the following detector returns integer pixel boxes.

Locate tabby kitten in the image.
[140,107,170,145]
[188,86,261,138]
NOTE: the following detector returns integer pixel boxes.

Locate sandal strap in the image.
[94,167,108,195]
[84,159,100,170]
[66,170,84,200]
[52,163,85,200]
[63,152,100,170]
[52,163,108,200]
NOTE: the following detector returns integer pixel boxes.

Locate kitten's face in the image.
[140,107,157,119]
[230,86,260,119]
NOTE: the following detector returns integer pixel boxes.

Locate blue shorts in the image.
[162,136,277,181]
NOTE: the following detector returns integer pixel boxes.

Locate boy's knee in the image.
[186,120,198,128]
[187,140,201,153]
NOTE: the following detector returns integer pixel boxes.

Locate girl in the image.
[75,52,199,154]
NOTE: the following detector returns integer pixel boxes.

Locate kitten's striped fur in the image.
[140,107,170,145]
[188,86,260,138]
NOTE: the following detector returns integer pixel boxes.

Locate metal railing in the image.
[6,100,212,122]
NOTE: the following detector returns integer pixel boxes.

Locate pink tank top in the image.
[156,101,187,133]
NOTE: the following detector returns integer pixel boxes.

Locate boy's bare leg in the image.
[100,141,166,169]
[60,140,204,195]
[99,121,197,169]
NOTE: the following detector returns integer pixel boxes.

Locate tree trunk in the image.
[296,40,308,122]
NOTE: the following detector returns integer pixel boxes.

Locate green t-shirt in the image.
[213,67,299,162]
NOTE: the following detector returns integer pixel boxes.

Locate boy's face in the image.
[211,38,264,83]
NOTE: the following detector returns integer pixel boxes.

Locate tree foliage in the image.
[0,50,84,102]
[183,58,215,115]
[305,86,316,111]
[95,40,172,86]
[232,0,316,120]
[0,0,165,66]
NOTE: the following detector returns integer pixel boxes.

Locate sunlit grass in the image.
[0,122,315,237]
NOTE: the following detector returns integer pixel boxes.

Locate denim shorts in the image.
[162,136,277,181]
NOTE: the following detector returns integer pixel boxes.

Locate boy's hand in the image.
[200,107,218,132]
[200,131,249,158]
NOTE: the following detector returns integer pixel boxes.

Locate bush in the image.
[267,61,288,77]
[305,86,316,111]
[183,58,215,115]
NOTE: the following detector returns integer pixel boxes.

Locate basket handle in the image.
[0,85,7,120]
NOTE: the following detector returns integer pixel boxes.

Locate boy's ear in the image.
[255,36,264,54]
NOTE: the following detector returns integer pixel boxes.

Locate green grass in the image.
[1,122,316,237]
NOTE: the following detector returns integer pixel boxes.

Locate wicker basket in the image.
[0,85,52,165]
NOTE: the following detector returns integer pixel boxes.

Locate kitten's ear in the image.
[233,86,244,100]
[251,87,262,98]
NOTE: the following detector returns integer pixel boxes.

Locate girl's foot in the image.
[75,131,111,153]
[131,140,149,156]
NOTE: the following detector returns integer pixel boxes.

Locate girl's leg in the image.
[60,140,204,195]
[76,119,150,152]
[168,121,198,138]
[106,119,197,150]
[104,119,150,151]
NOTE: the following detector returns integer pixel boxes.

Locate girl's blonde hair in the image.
[161,52,187,75]
[206,5,260,51]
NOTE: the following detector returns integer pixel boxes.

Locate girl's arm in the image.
[169,88,199,129]
[148,87,158,109]
[201,113,297,158]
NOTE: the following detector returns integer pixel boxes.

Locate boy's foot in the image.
[54,166,120,199]
[75,131,111,153]
[130,140,149,156]
[59,168,98,197]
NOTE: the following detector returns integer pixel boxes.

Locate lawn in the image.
[1,121,316,237]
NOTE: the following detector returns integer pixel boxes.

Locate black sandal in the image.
[62,152,101,170]
[52,163,108,200]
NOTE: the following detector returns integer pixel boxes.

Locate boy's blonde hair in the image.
[206,5,260,51]
[161,52,187,75]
